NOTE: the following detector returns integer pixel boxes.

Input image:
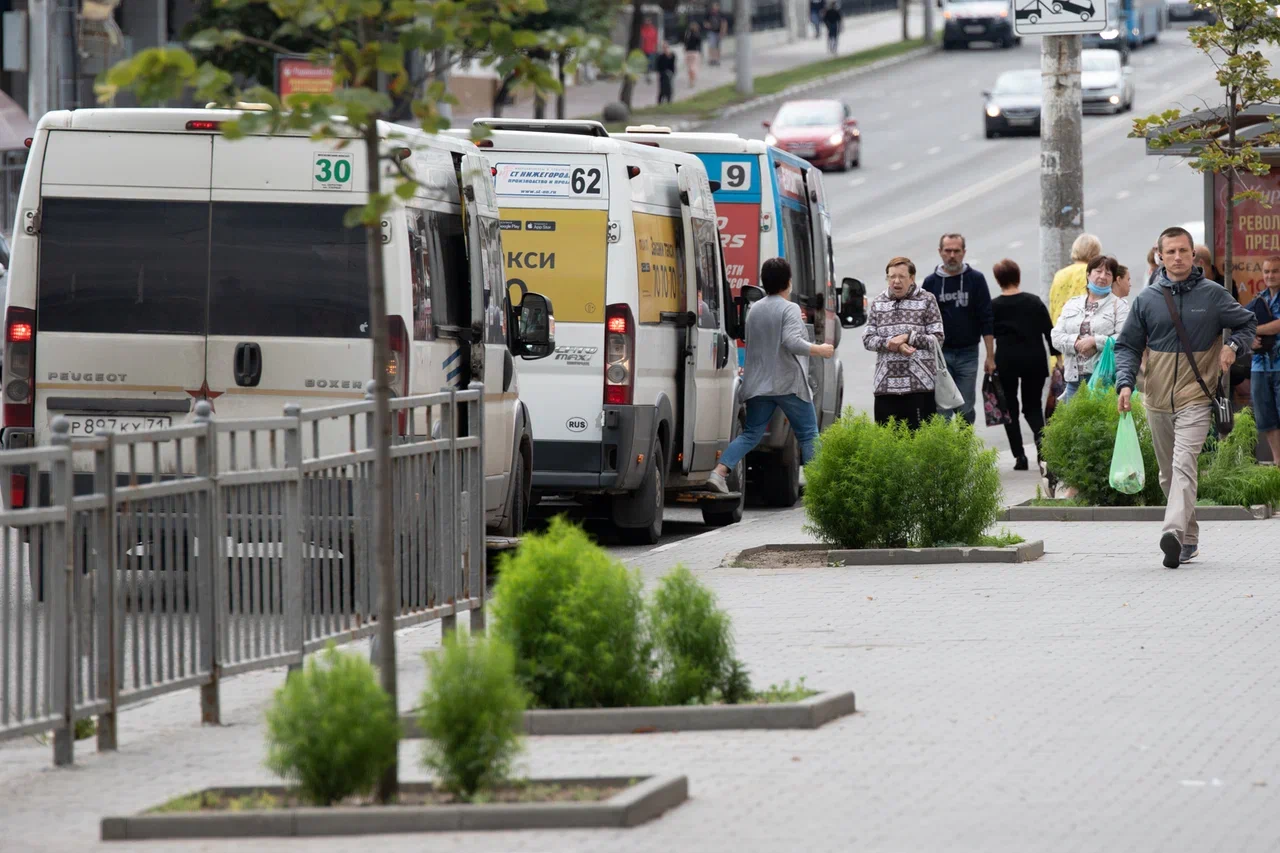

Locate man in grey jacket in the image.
[1115,226,1256,569]
[708,257,835,494]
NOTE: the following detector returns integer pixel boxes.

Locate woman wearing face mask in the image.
[1051,255,1130,404]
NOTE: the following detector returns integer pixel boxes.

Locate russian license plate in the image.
[63,415,173,436]
[790,145,816,157]
[965,24,985,33]
[1008,117,1035,126]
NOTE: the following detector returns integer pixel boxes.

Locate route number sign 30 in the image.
[313,152,354,191]
[1013,0,1107,35]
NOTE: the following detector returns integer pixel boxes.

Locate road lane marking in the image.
[1116,190,1131,200]
[646,527,725,555]
[927,146,942,155]
[1009,240,1024,249]
[1085,208,1098,217]
[1147,173,1160,182]
[890,161,904,171]
[850,176,866,186]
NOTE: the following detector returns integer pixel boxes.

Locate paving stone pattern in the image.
[3,504,1279,852]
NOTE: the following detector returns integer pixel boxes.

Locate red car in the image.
[762,99,861,171]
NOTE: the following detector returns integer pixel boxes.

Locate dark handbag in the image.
[1160,287,1234,436]
[983,372,1012,426]
[1044,364,1065,422]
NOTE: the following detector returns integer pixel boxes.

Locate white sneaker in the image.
[706,470,729,494]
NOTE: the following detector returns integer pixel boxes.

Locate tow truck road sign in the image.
[1013,0,1107,34]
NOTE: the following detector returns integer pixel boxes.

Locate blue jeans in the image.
[1253,370,1280,431]
[1060,376,1091,405]
[942,347,979,425]
[720,394,820,471]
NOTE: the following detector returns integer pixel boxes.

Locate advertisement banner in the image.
[498,209,608,324]
[1212,170,1280,303]
[276,57,336,98]
[715,203,761,295]
[634,212,685,324]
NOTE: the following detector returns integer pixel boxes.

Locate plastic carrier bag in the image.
[1109,411,1145,495]
[1088,337,1117,392]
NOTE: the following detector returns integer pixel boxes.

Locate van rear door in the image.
[35,131,211,452]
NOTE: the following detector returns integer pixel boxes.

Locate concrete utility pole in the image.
[28,0,51,120]
[1038,34,1084,298]
[735,0,752,96]
[901,0,910,40]
[924,0,934,43]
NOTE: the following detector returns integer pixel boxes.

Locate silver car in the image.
[1081,48,1135,114]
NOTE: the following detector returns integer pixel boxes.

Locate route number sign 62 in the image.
[313,152,354,191]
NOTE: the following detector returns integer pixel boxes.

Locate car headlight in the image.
[765,133,777,146]
[1100,28,1119,38]
[986,104,1001,118]
[827,132,843,146]
[1109,94,1120,104]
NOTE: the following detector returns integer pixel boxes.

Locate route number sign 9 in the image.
[313,152,354,191]
[720,161,752,192]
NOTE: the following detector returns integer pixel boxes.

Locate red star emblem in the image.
[186,380,225,412]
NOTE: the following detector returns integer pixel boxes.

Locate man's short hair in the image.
[885,256,916,277]
[992,258,1020,288]
[1086,255,1118,277]
[760,257,792,295]
[938,233,965,250]
[1157,227,1194,254]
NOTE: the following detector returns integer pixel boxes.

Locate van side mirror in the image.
[513,291,555,360]
[838,277,867,329]
[761,120,772,130]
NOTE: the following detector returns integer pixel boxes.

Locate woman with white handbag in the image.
[863,256,949,430]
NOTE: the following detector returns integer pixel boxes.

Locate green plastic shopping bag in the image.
[1088,337,1117,392]
[1109,411,1145,495]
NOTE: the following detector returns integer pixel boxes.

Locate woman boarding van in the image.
[465,119,745,543]
[0,108,552,538]
[613,127,867,507]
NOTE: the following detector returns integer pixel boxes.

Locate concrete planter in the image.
[101,776,687,840]
[730,541,1045,567]
[403,690,855,737]
[1000,501,1272,522]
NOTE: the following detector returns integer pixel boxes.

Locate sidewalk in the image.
[452,8,925,126]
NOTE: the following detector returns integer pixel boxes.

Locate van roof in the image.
[473,126,709,170]
[613,129,769,155]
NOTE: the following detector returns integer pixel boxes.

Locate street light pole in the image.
[1038,33,1084,298]
[736,0,753,96]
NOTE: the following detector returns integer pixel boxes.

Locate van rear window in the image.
[37,198,208,335]
[209,203,369,338]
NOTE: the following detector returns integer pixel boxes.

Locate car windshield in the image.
[773,102,843,128]
[994,71,1040,95]
[1082,52,1120,72]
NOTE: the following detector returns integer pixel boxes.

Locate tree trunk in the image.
[619,0,644,107]
[556,53,567,120]
[1224,93,1237,298]
[493,73,515,117]
[902,0,910,41]
[534,91,546,119]
[363,121,398,806]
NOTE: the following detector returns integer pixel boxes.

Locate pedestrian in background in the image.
[1049,232,1102,325]
[683,21,703,87]
[810,0,824,38]
[1116,226,1257,569]
[823,1,842,54]
[1249,256,1280,465]
[707,257,835,494]
[864,256,945,430]
[991,259,1055,470]
[1052,255,1128,404]
[655,42,676,104]
[1146,246,1160,286]
[641,18,659,83]
[1114,264,1132,299]
[922,233,995,425]
[705,3,727,66]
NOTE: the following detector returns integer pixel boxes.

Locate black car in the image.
[983,69,1042,138]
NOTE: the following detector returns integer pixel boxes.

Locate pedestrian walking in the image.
[1049,232,1102,325]
[655,42,676,104]
[705,3,727,66]
[922,233,995,425]
[683,22,703,87]
[641,18,659,83]
[1249,256,1280,465]
[810,0,825,38]
[1115,226,1257,569]
[863,256,945,430]
[1051,255,1128,404]
[991,259,1055,470]
[706,257,835,494]
[823,1,842,54]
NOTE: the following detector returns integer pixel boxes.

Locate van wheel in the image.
[498,456,526,538]
[615,442,665,545]
[703,413,746,528]
[763,436,801,508]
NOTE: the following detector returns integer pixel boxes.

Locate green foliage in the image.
[417,632,526,800]
[1199,408,1280,506]
[489,517,653,709]
[753,677,817,704]
[1041,385,1164,506]
[649,566,746,706]
[977,529,1027,548]
[802,414,1003,549]
[264,646,400,806]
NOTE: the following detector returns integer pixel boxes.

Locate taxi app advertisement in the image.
[498,209,608,324]
[634,213,684,323]
[716,204,761,294]
[1214,171,1280,303]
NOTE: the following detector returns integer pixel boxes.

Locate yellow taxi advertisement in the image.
[633,212,686,324]
[498,208,607,324]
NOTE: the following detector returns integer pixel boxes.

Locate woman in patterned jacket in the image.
[863,256,946,430]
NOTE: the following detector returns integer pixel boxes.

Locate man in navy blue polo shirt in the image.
[1251,256,1280,464]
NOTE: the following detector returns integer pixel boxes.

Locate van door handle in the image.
[234,342,263,387]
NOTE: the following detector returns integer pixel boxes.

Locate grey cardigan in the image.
[740,294,813,402]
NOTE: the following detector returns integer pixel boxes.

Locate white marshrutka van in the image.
[463,119,746,544]
[0,108,552,537]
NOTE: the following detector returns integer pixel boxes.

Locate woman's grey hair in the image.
[1070,233,1102,263]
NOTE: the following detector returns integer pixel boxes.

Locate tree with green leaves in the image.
[97,0,587,803]
[1131,0,1280,295]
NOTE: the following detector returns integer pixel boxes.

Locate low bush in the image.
[417,633,526,800]
[1041,385,1164,506]
[803,414,1003,549]
[1199,408,1280,507]
[650,566,751,705]
[264,646,400,806]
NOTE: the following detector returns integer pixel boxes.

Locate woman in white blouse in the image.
[1051,255,1130,403]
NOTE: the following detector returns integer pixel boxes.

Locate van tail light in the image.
[9,473,26,509]
[4,307,35,429]
[386,315,409,435]
[604,303,634,406]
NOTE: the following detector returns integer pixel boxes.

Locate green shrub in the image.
[649,566,749,705]
[1041,385,1164,506]
[1199,408,1280,507]
[489,517,652,709]
[803,414,1002,549]
[264,646,400,806]
[417,633,526,800]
